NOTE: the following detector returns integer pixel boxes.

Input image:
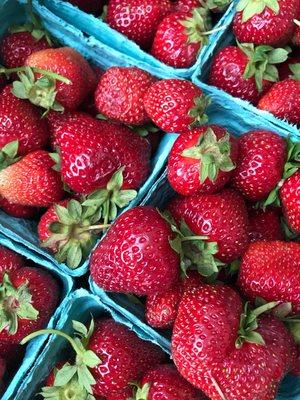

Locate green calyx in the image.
[236,0,279,23]
[160,211,224,278]
[0,140,21,172]
[205,0,232,11]
[0,273,39,335]
[262,137,300,208]
[238,42,290,92]
[189,95,211,127]
[180,7,212,46]
[129,383,150,400]
[0,66,71,116]
[235,301,279,348]
[128,123,159,137]
[181,127,235,183]
[22,319,101,399]
[289,63,300,81]
[82,167,137,226]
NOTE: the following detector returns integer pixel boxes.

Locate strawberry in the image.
[175,0,232,12]
[107,386,134,399]
[172,283,296,399]
[174,0,201,12]
[292,18,300,46]
[67,0,105,13]
[167,125,238,196]
[29,318,165,399]
[291,346,300,375]
[106,0,173,49]
[0,31,50,69]
[280,169,300,233]
[209,43,289,104]
[0,196,38,218]
[18,47,97,111]
[95,67,156,125]
[0,245,25,280]
[0,85,49,156]
[231,130,287,201]
[257,65,300,125]
[57,115,150,195]
[167,188,249,268]
[278,56,300,80]
[0,266,59,359]
[90,206,180,295]
[134,364,206,399]
[151,8,211,68]
[0,150,65,207]
[248,205,284,242]
[238,241,300,313]
[0,358,5,391]
[233,0,299,46]
[144,79,209,133]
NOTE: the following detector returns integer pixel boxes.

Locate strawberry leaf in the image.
[0,140,21,171]
[54,364,77,387]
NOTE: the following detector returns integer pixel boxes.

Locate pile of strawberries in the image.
[209,0,300,125]
[66,0,232,68]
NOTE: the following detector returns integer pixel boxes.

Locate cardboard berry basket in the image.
[0,0,177,277]
[191,3,300,141]
[0,233,73,400]
[24,0,236,80]
[10,288,171,400]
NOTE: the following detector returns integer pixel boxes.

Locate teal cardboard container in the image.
[33,0,236,79]
[11,289,170,400]
[0,0,177,276]
[0,234,73,400]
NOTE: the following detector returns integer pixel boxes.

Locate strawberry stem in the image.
[79,223,110,232]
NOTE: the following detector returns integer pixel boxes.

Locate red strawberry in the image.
[280,169,300,233]
[233,0,299,46]
[106,0,173,49]
[0,85,49,155]
[0,266,59,359]
[57,115,151,194]
[167,125,238,196]
[172,283,296,399]
[292,19,300,46]
[151,8,211,68]
[291,346,300,375]
[95,67,156,125]
[278,56,300,80]
[168,188,249,265]
[174,0,200,12]
[136,364,206,399]
[24,47,97,110]
[238,241,300,313]
[209,43,289,104]
[232,130,287,201]
[258,73,300,125]
[248,205,284,242]
[0,245,25,280]
[0,31,50,68]
[90,206,180,295]
[0,196,38,218]
[144,79,209,133]
[107,386,134,400]
[67,0,105,13]
[0,150,65,207]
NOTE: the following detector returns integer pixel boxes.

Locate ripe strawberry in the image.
[0,85,49,155]
[167,125,238,196]
[24,47,97,110]
[278,57,300,80]
[57,115,151,194]
[292,18,300,46]
[233,0,299,46]
[232,130,287,201]
[0,266,59,359]
[174,0,200,12]
[168,188,249,265]
[151,8,211,68]
[106,0,172,49]
[67,0,105,13]
[248,205,284,242]
[90,206,180,295]
[95,67,156,125]
[291,346,300,375]
[0,150,65,207]
[144,79,209,133]
[258,70,300,125]
[136,364,206,399]
[209,43,289,104]
[0,196,38,218]
[238,241,300,313]
[34,318,165,399]
[107,386,134,400]
[172,283,296,399]
[0,245,25,280]
[0,31,50,68]
[280,169,300,233]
